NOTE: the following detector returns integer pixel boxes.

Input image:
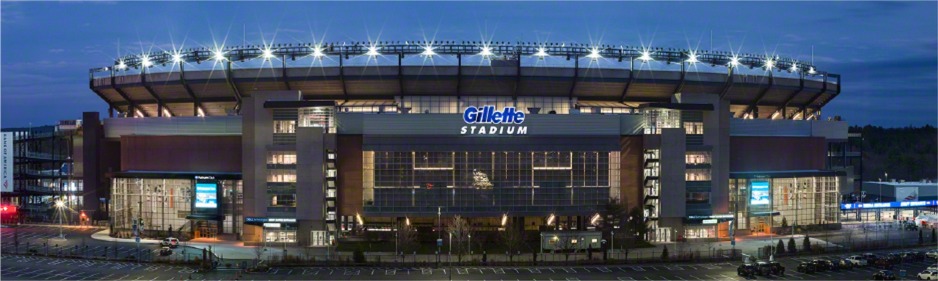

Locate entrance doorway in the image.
[195,221,218,239]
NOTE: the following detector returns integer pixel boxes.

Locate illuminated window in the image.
[273,120,296,134]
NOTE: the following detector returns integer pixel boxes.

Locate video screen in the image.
[194,182,218,209]
[750,180,770,205]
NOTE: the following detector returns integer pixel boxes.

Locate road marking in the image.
[616,277,635,281]
[528,268,541,274]
[385,269,396,275]
[597,267,612,273]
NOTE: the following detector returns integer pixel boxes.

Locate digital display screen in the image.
[194,182,218,209]
[750,180,770,205]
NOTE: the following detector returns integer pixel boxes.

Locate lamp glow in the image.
[808,67,816,74]
[310,45,325,58]
[586,48,602,60]
[479,45,493,57]
[365,45,381,57]
[140,55,153,67]
[261,48,275,60]
[728,56,740,68]
[116,60,127,70]
[212,49,226,61]
[534,47,549,58]
[55,200,65,208]
[790,63,798,72]
[171,53,184,64]
[501,214,508,227]
[546,214,556,226]
[686,52,699,64]
[638,50,653,62]
[764,59,775,70]
[421,45,436,57]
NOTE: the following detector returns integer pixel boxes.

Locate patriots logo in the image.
[904,192,917,201]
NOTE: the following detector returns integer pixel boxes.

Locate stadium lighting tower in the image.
[586,47,602,60]
[212,49,226,61]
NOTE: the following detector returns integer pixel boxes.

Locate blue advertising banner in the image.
[750,180,770,205]
[841,200,937,210]
[194,182,218,209]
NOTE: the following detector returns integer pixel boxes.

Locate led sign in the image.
[460,106,528,135]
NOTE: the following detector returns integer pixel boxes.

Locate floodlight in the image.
[116,60,127,70]
[212,49,226,61]
[638,50,653,62]
[366,45,381,57]
[686,52,699,64]
[171,53,184,64]
[728,56,740,68]
[421,45,436,57]
[586,48,602,60]
[790,63,798,72]
[310,45,325,58]
[534,47,549,58]
[140,55,153,67]
[764,59,775,70]
[261,48,275,60]
[479,46,493,57]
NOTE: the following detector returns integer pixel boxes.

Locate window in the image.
[267,169,296,183]
[270,194,296,207]
[298,107,335,133]
[686,192,710,203]
[273,120,296,134]
[685,151,711,165]
[684,122,704,135]
[268,152,296,165]
[686,169,711,181]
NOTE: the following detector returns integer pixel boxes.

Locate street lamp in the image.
[55,200,65,239]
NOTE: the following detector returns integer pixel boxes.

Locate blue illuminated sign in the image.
[463,106,525,124]
[841,200,937,210]
[194,182,218,209]
[750,180,770,205]
[460,106,528,135]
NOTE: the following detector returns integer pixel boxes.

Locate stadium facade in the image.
[9,41,855,245]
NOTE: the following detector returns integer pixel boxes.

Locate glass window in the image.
[684,122,704,135]
[273,120,296,134]
[686,192,710,203]
[267,169,297,183]
[268,152,297,165]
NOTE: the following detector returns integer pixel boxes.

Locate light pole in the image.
[55,200,65,239]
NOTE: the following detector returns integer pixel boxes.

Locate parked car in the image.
[919,270,938,280]
[738,263,757,277]
[928,251,938,260]
[767,261,785,275]
[928,265,938,272]
[796,262,816,274]
[864,253,879,262]
[885,253,902,264]
[836,259,854,270]
[160,237,179,248]
[158,247,173,256]
[847,255,869,266]
[812,259,834,271]
[874,270,897,280]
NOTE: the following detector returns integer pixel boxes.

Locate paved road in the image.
[2,247,936,280]
[0,225,202,262]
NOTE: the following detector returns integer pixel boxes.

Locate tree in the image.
[624,207,649,241]
[919,229,924,245]
[788,237,797,254]
[499,221,525,262]
[661,245,669,261]
[447,215,473,262]
[397,223,418,260]
[803,235,811,251]
[776,239,785,256]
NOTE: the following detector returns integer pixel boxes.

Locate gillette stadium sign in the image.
[460,106,528,135]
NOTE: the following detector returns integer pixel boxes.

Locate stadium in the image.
[76,40,850,246]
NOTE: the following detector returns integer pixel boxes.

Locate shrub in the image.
[803,235,811,251]
[788,238,797,254]
[776,240,785,256]
[661,246,669,261]
[353,250,366,264]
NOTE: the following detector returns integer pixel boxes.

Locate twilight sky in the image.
[2,1,936,128]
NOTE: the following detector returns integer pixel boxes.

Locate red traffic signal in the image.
[0,205,16,214]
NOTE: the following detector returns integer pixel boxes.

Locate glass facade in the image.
[729,176,840,233]
[362,151,619,215]
[110,178,242,239]
[400,96,572,115]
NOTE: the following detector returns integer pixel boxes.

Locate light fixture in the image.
[405,217,411,226]
[534,47,549,58]
[586,47,602,60]
[686,52,699,64]
[789,63,798,72]
[638,50,653,62]
[212,49,226,61]
[590,213,601,226]
[310,45,325,58]
[546,214,556,226]
[171,52,185,64]
[261,47,275,60]
[764,59,775,70]
[478,45,493,57]
[421,45,436,57]
[501,214,509,227]
[140,55,153,67]
[162,108,172,117]
[365,45,381,57]
[197,106,206,117]
[55,200,64,208]
[356,213,365,225]
[116,60,127,70]
[728,56,740,68]
[808,67,817,75]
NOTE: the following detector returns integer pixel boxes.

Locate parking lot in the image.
[0,225,196,262]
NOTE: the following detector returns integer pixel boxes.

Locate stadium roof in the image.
[89,41,840,119]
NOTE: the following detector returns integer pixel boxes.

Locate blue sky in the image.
[2,1,936,127]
